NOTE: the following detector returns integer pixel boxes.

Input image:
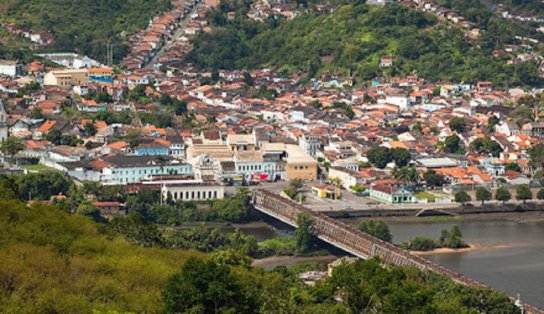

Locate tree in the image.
[528,143,544,171]
[495,187,511,204]
[0,136,25,160]
[95,90,113,103]
[367,146,392,169]
[243,72,254,86]
[390,148,411,167]
[439,225,467,249]
[537,189,544,200]
[45,129,62,144]
[84,122,97,136]
[15,171,72,200]
[403,237,437,251]
[162,257,256,314]
[515,185,532,204]
[295,212,315,254]
[290,178,304,190]
[444,134,463,154]
[423,170,446,187]
[449,117,467,133]
[454,190,471,205]
[358,220,392,243]
[504,163,521,172]
[392,166,418,184]
[412,122,423,134]
[109,213,163,247]
[31,107,44,119]
[76,202,102,222]
[469,137,503,157]
[211,248,252,268]
[475,187,491,205]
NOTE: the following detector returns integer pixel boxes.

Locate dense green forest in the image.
[188,3,543,87]
[0,0,171,62]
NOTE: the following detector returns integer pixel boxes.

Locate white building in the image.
[328,167,363,190]
[383,93,410,111]
[299,133,321,158]
[159,180,225,202]
[0,60,20,77]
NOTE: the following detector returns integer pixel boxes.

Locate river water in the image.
[232,213,544,308]
[233,213,544,307]
[383,214,544,308]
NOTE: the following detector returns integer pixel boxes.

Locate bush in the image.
[403,237,438,251]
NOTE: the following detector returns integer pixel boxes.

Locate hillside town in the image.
[3,0,544,312]
[0,0,543,216]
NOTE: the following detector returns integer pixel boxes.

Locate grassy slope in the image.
[0,198,201,313]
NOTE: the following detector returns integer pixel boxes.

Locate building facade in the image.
[160,181,225,202]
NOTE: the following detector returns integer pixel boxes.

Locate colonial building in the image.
[159,180,225,202]
[328,167,363,190]
[369,185,415,204]
[59,155,192,185]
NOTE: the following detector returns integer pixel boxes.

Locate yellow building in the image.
[44,69,89,87]
[285,144,317,180]
[311,184,341,200]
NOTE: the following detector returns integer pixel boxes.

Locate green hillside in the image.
[188,3,543,87]
[1,0,171,62]
[0,197,201,313]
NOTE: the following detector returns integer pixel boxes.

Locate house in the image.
[380,56,394,67]
[60,155,193,185]
[299,133,321,158]
[92,201,126,217]
[285,144,318,180]
[369,185,415,204]
[521,122,544,137]
[311,184,341,200]
[134,140,170,156]
[328,167,363,190]
[76,100,107,112]
[44,69,89,87]
[0,60,21,77]
[495,121,521,136]
[476,81,493,92]
[227,133,256,152]
[159,179,225,202]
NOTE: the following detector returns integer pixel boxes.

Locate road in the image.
[242,180,544,212]
[144,0,201,69]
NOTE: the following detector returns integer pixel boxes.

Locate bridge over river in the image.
[251,189,543,313]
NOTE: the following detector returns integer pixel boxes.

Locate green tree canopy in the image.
[476,187,492,205]
[454,190,471,205]
[357,220,392,243]
[295,212,315,254]
[449,117,467,133]
[515,185,532,204]
[162,257,257,314]
[495,187,511,204]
